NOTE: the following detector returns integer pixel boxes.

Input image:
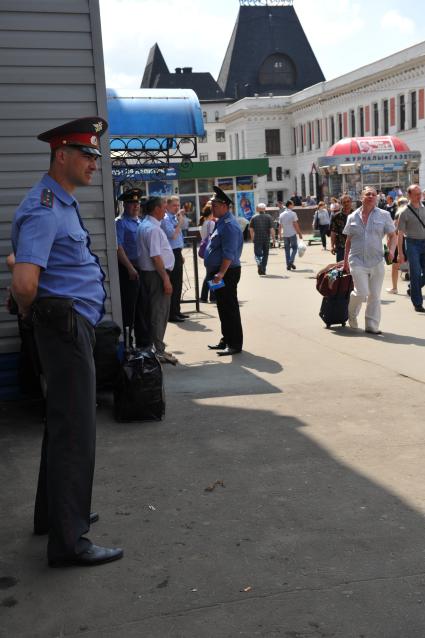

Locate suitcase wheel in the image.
[342,322,346,327]
[326,324,331,329]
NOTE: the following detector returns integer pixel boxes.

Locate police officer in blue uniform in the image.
[11,117,123,567]
[116,188,148,345]
[205,186,244,356]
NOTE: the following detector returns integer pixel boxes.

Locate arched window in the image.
[301,174,306,198]
[309,173,314,196]
[258,53,296,87]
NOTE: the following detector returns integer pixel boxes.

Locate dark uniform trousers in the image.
[214,266,243,350]
[169,248,183,318]
[118,261,149,347]
[33,311,96,561]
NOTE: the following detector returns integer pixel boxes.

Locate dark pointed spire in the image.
[218,3,325,98]
[141,43,169,88]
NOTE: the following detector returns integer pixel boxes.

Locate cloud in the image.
[380,10,415,34]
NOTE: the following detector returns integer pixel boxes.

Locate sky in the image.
[99,0,425,90]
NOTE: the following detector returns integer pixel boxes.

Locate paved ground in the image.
[1,242,425,638]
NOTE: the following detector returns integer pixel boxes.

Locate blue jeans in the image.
[405,238,425,307]
[284,235,298,268]
[254,240,269,272]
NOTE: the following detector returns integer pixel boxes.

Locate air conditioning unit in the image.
[284,169,290,177]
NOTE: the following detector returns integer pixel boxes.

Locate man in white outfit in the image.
[343,187,396,334]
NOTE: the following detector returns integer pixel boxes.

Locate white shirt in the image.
[136,215,175,271]
[279,209,298,237]
[343,207,395,268]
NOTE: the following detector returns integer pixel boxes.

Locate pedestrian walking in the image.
[278,200,303,271]
[343,187,396,334]
[249,202,274,275]
[397,184,425,312]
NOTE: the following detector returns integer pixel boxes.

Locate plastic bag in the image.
[298,239,307,258]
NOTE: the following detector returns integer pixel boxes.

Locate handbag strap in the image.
[407,204,425,230]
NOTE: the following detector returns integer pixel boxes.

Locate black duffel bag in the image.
[114,348,165,422]
[94,321,122,391]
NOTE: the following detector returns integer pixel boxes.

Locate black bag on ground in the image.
[114,348,165,422]
[319,293,350,328]
[94,321,122,390]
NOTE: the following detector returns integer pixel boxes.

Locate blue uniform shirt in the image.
[11,173,106,326]
[204,211,243,270]
[161,212,184,249]
[115,214,141,261]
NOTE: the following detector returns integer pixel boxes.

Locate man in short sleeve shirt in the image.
[249,202,274,275]
[397,184,425,312]
[343,187,396,334]
[11,117,123,567]
[204,187,244,356]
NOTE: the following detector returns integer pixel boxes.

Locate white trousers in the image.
[348,261,385,331]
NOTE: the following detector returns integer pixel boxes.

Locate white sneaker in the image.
[386,288,398,294]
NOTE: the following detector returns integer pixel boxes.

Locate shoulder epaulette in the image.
[40,188,54,208]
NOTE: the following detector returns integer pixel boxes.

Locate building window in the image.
[350,109,356,136]
[373,103,379,135]
[309,173,314,196]
[299,124,303,153]
[258,53,296,87]
[199,153,208,162]
[214,110,219,122]
[316,119,321,149]
[292,127,297,154]
[338,113,343,140]
[307,122,312,151]
[235,132,240,159]
[359,107,364,136]
[265,129,281,155]
[411,91,417,129]
[383,99,389,134]
[216,129,225,142]
[202,111,207,122]
[330,116,335,145]
[199,132,207,143]
[217,152,226,161]
[267,167,273,182]
[276,167,282,181]
[301,173,306,198]
[399,94,405,131]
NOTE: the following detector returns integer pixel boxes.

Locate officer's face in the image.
[211,200,228,218]
[125,201,141,217]
[64,147,98,187]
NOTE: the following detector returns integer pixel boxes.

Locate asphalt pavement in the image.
[1,242,425,638]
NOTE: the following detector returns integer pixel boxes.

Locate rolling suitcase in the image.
[317,262,353,328]
[319,293,350,328]
[114,329,165,422]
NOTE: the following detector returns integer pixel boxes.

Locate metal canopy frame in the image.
[109,136,197,172]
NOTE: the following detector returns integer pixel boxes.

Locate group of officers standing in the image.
[116,186,244,362]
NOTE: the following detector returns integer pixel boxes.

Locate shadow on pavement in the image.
[2,399,425,637]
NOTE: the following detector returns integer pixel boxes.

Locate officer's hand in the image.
[128,266,139,280]
[6,253,15,272]
[163,276,173,296]
[213,271,224,284]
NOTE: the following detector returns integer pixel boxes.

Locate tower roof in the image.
[141,43,169,88]
[217,3,325,99]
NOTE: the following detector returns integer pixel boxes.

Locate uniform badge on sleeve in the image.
[40,188,54,208]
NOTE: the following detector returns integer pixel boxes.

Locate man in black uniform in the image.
[11,117,123,567]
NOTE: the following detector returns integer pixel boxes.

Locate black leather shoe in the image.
[169,316,185,323]
[177,313,189,319]
[291,264,296,270]
[208,342,226,350]
[49,543,123,567]
[34,512,99,536]
[217,347,242,356]
[414,305,425,312]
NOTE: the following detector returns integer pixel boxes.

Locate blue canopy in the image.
[106,88,205,138]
